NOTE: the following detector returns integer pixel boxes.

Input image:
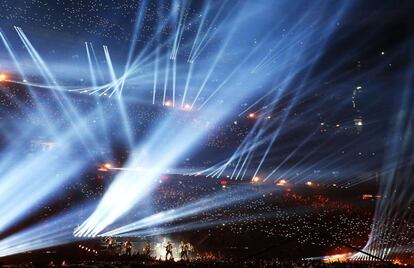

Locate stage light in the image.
[306,181,313,186]
[251,176,260,183]
[0,130,89,233]
[0,73,7,81]
[104,163,112,169]
[0,205,93,257]
[101,186,276,237]
[116,210,286,239]
[76,63,275,237]
[0,0,370,248]
[276,179,287,186]
[164,100,172,107]
[248,113,256,119]
[182,103,192,111]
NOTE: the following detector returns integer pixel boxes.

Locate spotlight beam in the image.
[101,186,277,236]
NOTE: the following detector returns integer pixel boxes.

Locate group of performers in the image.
[103,237,193,261]
[104,237,133,256]
[165,240,192,261]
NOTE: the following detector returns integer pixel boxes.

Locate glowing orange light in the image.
[306,181,313,186]
[252,176,260,183]
[276,179,287,186]
[322,253,351,263]
[98,163,112,172]
[393,258,403,265]
[0,74,7,82]
[104,163,112,169]
[248,113,256,119]
[164,100,172,107]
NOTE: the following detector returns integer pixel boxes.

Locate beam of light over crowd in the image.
[114,211,288,238]
[74,81,271,237]
[73,0,381,238]
[0,33,108,234]
[353,44,414,261]
[101,186,278,236]
[73,2,291,237]
[0,206,93,257]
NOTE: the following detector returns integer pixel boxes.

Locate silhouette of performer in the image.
[124,239,132,256]
[180,241,189,261]
[144,241,152,257]
[165,241,173,260]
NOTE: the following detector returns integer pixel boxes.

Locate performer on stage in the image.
[124,239,132,256]
[144,241,152,257]
[180,241,189,261]
[165,241,173,260]
[105,237,115,255]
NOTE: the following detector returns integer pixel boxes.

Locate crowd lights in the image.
[0,0,371,258]
[115,209,286,239]
[0,136,86,233]
[101,186,276,237]
[75,53,274,237]
[78,244,98,255]
[0,205,93,257]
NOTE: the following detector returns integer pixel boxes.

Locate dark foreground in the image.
[0,259,410,268]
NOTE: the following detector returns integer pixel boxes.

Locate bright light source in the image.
[101,186,275,237]
[182,103,192,111]
[164,100,172,107]
[0,73,7,82]
[252,176,260,183]
[276,179,287,186]
[104,163,112,169]
[98,163,112,172]
[306,181,313,186]
[248,113,256,119]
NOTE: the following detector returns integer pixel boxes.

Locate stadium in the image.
[0,0,413,267]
